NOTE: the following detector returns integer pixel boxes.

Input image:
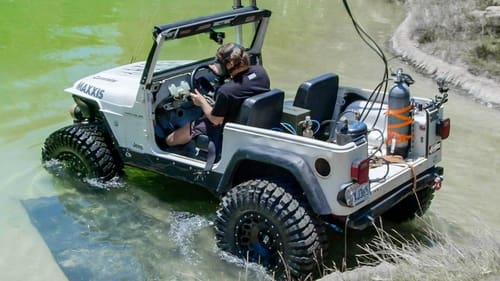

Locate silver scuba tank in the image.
[386,69,413,158]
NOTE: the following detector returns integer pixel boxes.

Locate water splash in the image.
[168,211,213,264]
[83,176,126,190]
[43,158,126,190]
[218,250,274,281]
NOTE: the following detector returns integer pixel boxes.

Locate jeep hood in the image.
[65,61,190,107]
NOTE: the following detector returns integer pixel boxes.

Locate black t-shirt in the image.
[211,65,270,123]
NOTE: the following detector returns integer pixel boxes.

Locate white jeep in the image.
[42,2,450,279]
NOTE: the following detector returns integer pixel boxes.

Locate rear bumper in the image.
[346,166,443,230]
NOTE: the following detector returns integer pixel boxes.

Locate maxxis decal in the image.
[76,82,104,99]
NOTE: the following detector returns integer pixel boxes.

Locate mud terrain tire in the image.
[42,124,121,181]
[383,186,435,223]
[215,179,323,279]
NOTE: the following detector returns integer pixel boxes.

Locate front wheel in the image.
[41,124,122,181]
[215,179,325,280]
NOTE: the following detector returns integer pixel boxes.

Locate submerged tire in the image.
[41,124,121,181]
[215,179,324,280]
[383,186,435,223]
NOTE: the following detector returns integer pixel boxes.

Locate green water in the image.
[1,0,499,280]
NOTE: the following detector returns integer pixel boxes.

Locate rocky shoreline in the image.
[391,11,500,109]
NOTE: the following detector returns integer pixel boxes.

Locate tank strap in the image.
[386,104,413,125]
[386,130,412,143]
[386,104,413,143]
[387,119,412,129]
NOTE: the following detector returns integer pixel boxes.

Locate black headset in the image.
[219,43,245,67]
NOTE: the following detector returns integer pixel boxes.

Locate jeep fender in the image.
[217,145,331,215]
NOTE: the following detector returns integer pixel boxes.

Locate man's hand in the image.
[190,89,206,107]
[190,89,223,126]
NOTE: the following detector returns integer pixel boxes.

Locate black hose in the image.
[342,0,390,129]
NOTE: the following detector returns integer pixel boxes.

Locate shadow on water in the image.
[23,167,275,281]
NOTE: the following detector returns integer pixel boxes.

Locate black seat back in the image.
[293,73,339,122]
[236,89,284,129]
[195,89,284,168]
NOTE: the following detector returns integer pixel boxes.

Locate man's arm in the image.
[191,90,224,126]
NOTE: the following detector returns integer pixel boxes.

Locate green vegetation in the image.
[405,0,500,80]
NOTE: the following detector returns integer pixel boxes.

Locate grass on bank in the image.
[353,219,500,281]
[312,218,500,281]
[403,0,500,80]
[237,217,500,281]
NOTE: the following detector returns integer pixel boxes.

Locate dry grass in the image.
[236,217,500,281]
[314,220,500,281]
[353,219,500,281]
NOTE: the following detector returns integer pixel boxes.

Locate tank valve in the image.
[301,116,314,138]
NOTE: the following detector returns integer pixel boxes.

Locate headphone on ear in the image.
[219,43,245,67]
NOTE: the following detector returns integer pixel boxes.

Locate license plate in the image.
[345,183,371,207]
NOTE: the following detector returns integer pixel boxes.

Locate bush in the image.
[406,0,500,81]
[416,29,436,44]
[473,42,500,61]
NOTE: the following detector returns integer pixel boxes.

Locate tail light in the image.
[437,118,450,139]
[351,158,369,184]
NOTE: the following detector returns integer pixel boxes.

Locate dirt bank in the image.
[391,12,500,108]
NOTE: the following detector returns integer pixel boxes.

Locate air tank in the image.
[386,69,412,158]
[336,118,368,146]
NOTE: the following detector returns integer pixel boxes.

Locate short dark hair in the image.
[216,43,250,67]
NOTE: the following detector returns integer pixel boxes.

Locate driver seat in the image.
[196,89,284,168]
[235,89,285,129]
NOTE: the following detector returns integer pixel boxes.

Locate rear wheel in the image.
[41,124,122,181]
[215,179,325,280]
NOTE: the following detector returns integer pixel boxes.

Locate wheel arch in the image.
[70,95,125,166]
[72,95,102,122]
[217,146,331,215]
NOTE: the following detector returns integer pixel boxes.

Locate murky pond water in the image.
[1,0,499,280]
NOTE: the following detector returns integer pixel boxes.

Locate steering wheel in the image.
[189,64,216,96]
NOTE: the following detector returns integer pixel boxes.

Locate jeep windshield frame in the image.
[141,6,272,87]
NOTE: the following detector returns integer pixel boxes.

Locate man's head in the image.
[212,43,250,78]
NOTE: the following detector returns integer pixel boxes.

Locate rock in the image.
[318,262,396,281]
[471,6,500,32]
[485,6,500,28]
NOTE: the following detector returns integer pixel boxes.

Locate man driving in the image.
[165,43,271,148]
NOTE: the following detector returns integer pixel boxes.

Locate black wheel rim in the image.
[234,211,282,268]
[58,151,90,178]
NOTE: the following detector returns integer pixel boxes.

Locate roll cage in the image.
[141,6,272,87]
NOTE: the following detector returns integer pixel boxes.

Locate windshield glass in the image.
[153,23,255,74]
